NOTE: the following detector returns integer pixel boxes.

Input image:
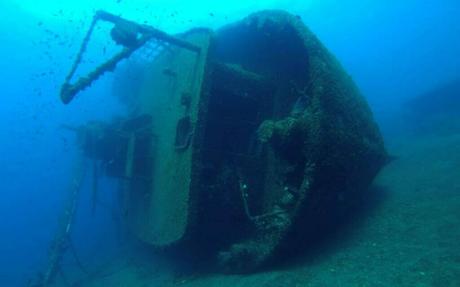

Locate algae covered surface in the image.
[79,133,460,287]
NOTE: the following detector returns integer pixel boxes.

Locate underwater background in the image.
[0,0,459,286]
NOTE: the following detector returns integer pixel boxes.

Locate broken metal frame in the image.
[60,10,201,104]
[28,154,87,287]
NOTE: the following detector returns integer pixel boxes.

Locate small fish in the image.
[291,94,309,116]
[163,68,177,77]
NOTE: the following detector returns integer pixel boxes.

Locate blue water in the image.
[1,1,459,286]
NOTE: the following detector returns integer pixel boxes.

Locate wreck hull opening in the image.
[179,11,387,272]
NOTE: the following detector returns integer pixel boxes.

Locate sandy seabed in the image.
[67,133,460,287]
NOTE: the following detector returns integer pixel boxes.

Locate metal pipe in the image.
[60,10,201,104]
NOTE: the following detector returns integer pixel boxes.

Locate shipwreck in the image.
[35,9,388,286]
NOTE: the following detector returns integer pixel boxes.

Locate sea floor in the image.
[69,133,460,287]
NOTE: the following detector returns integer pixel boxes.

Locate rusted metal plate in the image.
[127,29,212,246]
